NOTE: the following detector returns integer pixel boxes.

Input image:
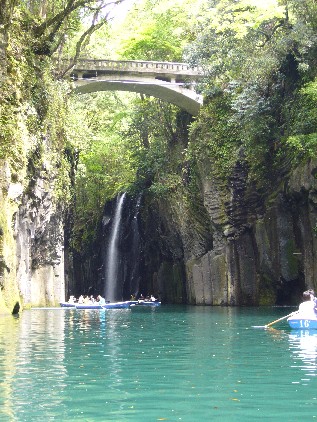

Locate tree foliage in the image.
[67,91,139,250]
[121,96,186,195]
[117,0,203,61]
[2,0,126,63]
[184,0,317,188]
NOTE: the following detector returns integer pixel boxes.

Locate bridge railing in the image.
[60,58,204,76]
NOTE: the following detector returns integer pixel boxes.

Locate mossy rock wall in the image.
[0,17,70,313]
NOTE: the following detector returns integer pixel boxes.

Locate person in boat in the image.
[295,290,317,319]
[68,295,76,303]
[306,289,317,312]
[97,295,106,305]
[83,295,91,304]
[150,294,157,302]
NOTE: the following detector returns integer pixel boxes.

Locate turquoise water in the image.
[0,306,317,421]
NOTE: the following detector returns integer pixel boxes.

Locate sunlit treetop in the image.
[200,0,285,39]
[111,0,207,61]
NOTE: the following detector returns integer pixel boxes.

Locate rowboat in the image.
[60,300,161,310]
[287,315,317,329]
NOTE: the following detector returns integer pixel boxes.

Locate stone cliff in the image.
[0,21,70,314]
[0,146,67,313]
[142,157,317,305]
[15,171,66,308]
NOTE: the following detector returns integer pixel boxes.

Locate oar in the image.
[252,311,297,329]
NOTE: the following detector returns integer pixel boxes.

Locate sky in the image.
[109,0,138,23]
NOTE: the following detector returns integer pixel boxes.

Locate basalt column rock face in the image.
[0,161,66,312]
[140,157,317,306]
[140,192,213,304]
[184,158,317,306]
[15,176,65,307]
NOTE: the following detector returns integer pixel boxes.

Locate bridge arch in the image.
[68,59,204,116]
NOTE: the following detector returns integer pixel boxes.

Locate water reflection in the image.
[12,309,110,420]
[17,310,68,416]
[288,330,317,383]
[76,308,106,333]
[0,314,20,420]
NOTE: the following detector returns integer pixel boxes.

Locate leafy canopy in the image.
[117,0,205,61]
[185,0,317,186]
[67,90,139,250]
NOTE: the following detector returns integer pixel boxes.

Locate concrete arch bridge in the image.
[67,59,204,116]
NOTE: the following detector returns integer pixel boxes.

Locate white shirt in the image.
[298,300,316,319]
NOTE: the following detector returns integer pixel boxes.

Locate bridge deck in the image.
[61,59,204,80]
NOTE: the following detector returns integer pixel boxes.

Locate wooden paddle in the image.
[252,311,297,328]
[265,312,296,327]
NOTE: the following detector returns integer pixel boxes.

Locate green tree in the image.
[67,91,139,250]
[13,0,126,61]
[117,0,203,61]
[184,0,317,186]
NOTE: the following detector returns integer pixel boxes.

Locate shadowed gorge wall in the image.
[76,155,316,306]
[137,158,317,305]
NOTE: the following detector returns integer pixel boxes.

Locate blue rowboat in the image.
[287,316,317,329]
[60,302,76,308]
[75,303,103,310]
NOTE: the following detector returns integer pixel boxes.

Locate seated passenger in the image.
[97,295,106,305]
[297,290,316,319]
[306,289,317,312]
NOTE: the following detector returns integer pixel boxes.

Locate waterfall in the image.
[104,193,126,301]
